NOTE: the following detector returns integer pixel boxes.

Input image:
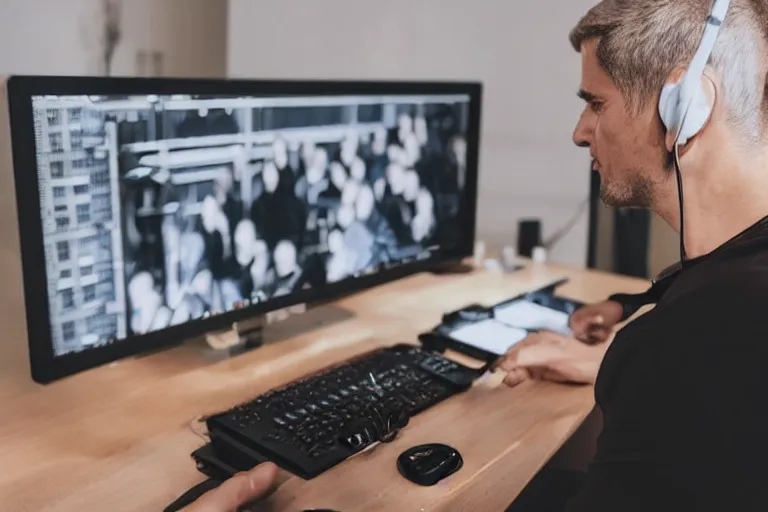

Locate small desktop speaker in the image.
[517,219,541,258]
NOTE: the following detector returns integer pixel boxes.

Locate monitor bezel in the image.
[6,75,482,384]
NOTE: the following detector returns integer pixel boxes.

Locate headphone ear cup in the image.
[679,85,713,144]
[658,82,713,145]
[659,83,680,133]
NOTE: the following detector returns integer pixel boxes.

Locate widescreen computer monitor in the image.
[5,76,482,383]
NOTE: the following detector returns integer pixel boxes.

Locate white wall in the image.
[0,0,227,78]
[227,0,596,267]
[0,0,229,375]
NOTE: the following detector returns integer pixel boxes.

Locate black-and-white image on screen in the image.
[32,93,471,357]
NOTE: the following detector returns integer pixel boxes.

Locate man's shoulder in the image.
[611,258,768,355]
[596,258,768,405]
[664,253,768,308]
[645,259,768,361]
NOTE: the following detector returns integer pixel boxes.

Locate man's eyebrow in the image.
[577,89,600,102]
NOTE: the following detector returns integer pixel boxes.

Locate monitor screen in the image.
[19,88,477,363]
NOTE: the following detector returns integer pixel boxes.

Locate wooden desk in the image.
[0,262,648,511]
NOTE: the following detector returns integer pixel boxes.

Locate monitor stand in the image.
[202,304,306,357]
[430,259,476,275]
[204,314,268,355]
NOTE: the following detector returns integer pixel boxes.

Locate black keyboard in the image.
[201,344,479,479]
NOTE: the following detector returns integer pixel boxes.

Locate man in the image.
[213,166,244,260]
[347,183,401,270]
[498,0,768,510]
[272,239,303,297]
[180,462,279,512]
[366,125,389,186]
[199,195,233,312]
[250,161,307,251]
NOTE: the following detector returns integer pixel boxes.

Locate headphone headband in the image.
[673,0,731,144]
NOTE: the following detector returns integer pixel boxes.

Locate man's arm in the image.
[568,282,768,511]
[569,286,655,344]
[496,283,665,384]
[606,291,651,321]
[174,462,279,512]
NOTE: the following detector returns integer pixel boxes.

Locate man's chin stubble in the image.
[600,182,654,209]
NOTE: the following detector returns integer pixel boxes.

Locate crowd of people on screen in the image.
[123,109,467,336]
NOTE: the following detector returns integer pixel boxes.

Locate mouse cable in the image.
[163,478,223,512]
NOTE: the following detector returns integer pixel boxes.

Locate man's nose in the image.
[572,112,592,148]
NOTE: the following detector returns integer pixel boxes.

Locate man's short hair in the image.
[569,0,768,144]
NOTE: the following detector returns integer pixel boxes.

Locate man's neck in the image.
[654,144,768,259]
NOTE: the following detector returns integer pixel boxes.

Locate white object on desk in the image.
[531,246,548,263]
[449,319,529,355]
[500,245,524,273]
[494,300,572,336]
[501,246,518,267]
[473,240,486,266]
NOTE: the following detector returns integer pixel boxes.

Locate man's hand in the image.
[569,300,624,344]
[493,331,607,387]
[182,462,280,512]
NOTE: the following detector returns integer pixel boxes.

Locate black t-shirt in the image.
[567,216,768,511]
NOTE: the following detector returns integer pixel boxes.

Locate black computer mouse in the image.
[396,443,463,486]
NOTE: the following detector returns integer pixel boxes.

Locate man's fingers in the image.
[502,367,530,387]
[491,336,535,372]
[499,343,560,386]
[538,367,570,382]
[494,352,519,372]
[185,462,279,512]
[526,366,549,381]
[572,313,604,334]
[569,312,585,331]
[576,324,608,343]
[585,325,611,344]
[494,333,561,373]
[515,343,562,368]
[573,316,611,344]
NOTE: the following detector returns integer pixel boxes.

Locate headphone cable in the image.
[673,146,687,263]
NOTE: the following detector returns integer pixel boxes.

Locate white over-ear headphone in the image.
[658,0,731,146]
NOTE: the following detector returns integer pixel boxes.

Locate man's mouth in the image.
[591,158,600,171]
